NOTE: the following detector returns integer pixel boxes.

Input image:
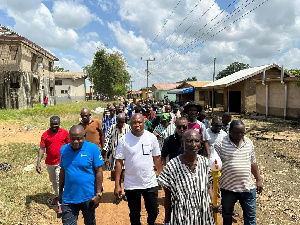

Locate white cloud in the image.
[276,48,300,69]
[78,40,106,58]
[98,0,115,12]
[55,57,83,72]
[108,21,148,59]
[2,2,78,50]
[84,32,100,40]
[53,1,103,29]
[0,0,41,12]
[78,40,124,67]
[118,0,300,88]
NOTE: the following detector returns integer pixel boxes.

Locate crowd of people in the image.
[36,98,263,225]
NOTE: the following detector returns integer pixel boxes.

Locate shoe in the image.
[51,197,58,205]
[58,205,62,214]
[232,210,239,217]
[122,195,128,201]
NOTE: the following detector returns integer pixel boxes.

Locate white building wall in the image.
[55,78,86,102]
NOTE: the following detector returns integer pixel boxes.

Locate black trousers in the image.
[125,186,159,225]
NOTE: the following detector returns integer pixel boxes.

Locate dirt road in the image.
[1,118,299,224]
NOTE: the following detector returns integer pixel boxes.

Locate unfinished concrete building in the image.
[0,25,58,109]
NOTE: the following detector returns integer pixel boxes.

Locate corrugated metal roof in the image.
[152,83,182,90]
[203,64,283,88]
[0,24,59,61]
[185,81,212,87]
[55,72,86,79]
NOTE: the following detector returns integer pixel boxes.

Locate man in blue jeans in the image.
[214,120,263,225]
[58,125,104,225]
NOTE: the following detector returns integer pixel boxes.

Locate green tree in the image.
[186,76,197,81]
[54,66,69,72]
[288,69,300,87]
[216,62,250,80]
[84,49,131,97]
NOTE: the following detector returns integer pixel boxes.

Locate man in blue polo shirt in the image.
[58,125,104,225]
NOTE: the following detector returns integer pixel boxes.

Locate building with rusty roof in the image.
[0,24,58,109]
[151,82,182,101]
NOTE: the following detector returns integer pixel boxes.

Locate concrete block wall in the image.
[0,41,56,109]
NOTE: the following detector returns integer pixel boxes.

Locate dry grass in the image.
[0,143,60,224]
[0,101,112,224]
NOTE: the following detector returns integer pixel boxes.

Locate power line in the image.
[152,0,265,71]
[151,0,246,71]
[141,0,182,58]
[159,0,219,56]
[154,0,204,52]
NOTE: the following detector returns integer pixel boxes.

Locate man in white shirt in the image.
[114,113,163,225]
[207,118,227,151]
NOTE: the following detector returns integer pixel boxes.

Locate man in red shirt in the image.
[144,103,156,122]
[36,116,70,213]
[44,96,49,107]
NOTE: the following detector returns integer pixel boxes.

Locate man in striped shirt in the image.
[214,120,263,225]
[103,113,130,171]
[102,106,117,137]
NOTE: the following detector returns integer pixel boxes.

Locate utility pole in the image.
[90,77,94,101]
[130,80,133,99]
[212,58,216,113]
[141,57,155,98]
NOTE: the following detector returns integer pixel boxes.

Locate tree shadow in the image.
[25,192,61,218]
[100,191,119,204]
[157,196,164,206]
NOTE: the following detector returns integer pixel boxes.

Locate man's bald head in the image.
[183,129,200,140]
[81,108,90,115]
[116,113,126,129]
[183,129,201,154]
[131,112,144,121]
[80,108,91,124]
[70,125,85,135]
[117,112,125,120]
[131,113,145,137]
[69,125,85,150]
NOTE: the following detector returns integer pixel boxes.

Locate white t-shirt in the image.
[207,128,226,169]
[207,128,227,150]
[116,130,161,190]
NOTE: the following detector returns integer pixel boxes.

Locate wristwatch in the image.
[96,192,103,198]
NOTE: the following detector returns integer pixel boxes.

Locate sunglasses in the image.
[176,125,188,130]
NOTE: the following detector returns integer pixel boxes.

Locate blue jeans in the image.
[221,188,256,225]
[61,200,96,225]
[125,186,159,225]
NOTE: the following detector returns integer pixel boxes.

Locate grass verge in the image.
[0,143,61,224]
[0,101,109,130]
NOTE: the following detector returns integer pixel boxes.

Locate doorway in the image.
[228,91,241,113]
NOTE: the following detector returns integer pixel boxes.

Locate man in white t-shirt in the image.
[114,113,163,225]
[207,118,227,153]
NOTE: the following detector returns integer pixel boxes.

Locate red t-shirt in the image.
[40,128,70,165]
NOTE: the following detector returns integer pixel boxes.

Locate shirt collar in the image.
[227,134,247,148]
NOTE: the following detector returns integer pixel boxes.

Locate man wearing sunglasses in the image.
[161,117,188,166]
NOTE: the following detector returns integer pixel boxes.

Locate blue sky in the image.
[1,0,300,90]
